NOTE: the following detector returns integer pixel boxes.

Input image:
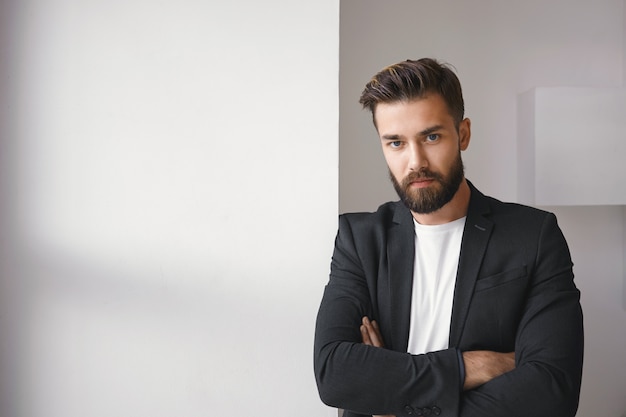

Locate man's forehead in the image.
[374,96,454,127]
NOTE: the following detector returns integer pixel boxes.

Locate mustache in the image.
[402,169,443,186]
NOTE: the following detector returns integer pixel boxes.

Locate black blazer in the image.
[314,182,583,417]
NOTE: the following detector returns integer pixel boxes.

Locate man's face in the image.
[374,94,471,214]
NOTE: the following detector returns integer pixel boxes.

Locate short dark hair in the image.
[359,58,465,127]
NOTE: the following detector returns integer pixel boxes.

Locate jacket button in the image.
[432,406,441,415]
[423,407,432,416]
[404,405,414,415]
[415,407,424,416]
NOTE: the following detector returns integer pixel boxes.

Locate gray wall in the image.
[340,1,626,416]
[0,1,339,416]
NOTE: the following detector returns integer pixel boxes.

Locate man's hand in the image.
[360,317,395,417]
[462,350,515,391]
[360,316,385,348]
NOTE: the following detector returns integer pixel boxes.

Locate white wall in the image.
[0,1,339,416]
[340,1,626,416]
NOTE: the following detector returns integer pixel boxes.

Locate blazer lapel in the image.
[449,183,493,347]
[386,203,415,352]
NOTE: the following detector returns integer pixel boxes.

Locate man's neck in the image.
[411,179,471,226]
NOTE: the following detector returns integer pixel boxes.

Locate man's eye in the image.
[426,134,439,142]
[390,141,402,148]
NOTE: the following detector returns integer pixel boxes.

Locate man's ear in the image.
[459,118,471,151]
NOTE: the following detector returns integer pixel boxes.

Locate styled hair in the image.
[359,58,465,127]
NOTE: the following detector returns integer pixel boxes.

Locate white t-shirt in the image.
[407,216,466,355]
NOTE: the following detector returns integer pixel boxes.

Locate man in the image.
[313,58,583,417]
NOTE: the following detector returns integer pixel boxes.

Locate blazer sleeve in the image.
[460,213,584,417]
[314,215,463,417]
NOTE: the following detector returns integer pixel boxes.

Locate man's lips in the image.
[408,178,435,188]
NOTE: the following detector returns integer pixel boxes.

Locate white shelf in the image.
[517,87,626,206]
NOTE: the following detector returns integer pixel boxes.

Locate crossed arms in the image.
[360,317,516,417]
[314,210,584,417]
[360,317,516,392]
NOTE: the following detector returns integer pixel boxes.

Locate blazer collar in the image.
[449,181,493,347]
[387,201,415,351]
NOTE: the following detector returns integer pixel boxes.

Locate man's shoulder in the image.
[485,194,549,215]
[339,201,413,235]
[469,182,553,221]
[340,201,407,223]
[336,202,410,248]
[472,189,561,243]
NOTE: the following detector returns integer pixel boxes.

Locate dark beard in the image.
[390,153,464,214]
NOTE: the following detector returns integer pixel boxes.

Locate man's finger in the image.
[360,324,373,345]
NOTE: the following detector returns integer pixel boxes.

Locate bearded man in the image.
[313,58,584,417]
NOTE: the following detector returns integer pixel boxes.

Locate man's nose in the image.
[408,143,427,171]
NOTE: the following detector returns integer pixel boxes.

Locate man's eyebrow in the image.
[419,125,444,136]
[381,125,445,141]
[381,134,401,140]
